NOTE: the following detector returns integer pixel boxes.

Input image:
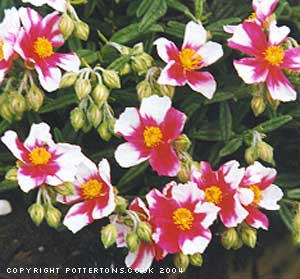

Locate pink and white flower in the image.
[21,0,67,12]
[228,21,300,102]
[114,95,186,177]
[111,198,167,272]
[239,162,283,230]
[146,182,219,255]
[1,122,82,193]
[15,8,80,92]
[154,21,223,99]
[191,161,250,228]
[0,7,20,83]
[59,158,115,233]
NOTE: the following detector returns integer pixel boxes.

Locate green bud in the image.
[266,90,280,110]
[173,134,191,152]
[28,203,45,226]
[221,228,239,250]
[136,80,152,101]
[177,162,191,183]
[92,84,110,104]
[257,141,274,164]
[189,253,203,267]
[126,232,140,252]
[158,84,175,99]
[87,103,103,128]
[54,182,75,196]
[5,167,18,181]
[9,93,26,114]
[101,223,117,249]
[75,78,92,100]
[251,95,266,117]
[173,253,189,272]
[102,70,121,89]
[119,46,131,55]
[59,14,74,39]
[0,101,14,122]
[97,122,112,141]
[74,20,90,41]
[45,205,62,229]
[232,236,243,250]
[131,54,153,76]
[136,221,152,243]
[115,196,128,213]
[132,42,144,55]
[70,107,85,131]
[241,225,257,248]
[245,147,258,165]
[119,63,131,76]
[124,217,134,227]
[59,72,78,88]
[26,85,45,112]
[108,118,116,133]
[292,205,300,246]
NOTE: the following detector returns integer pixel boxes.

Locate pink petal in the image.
[0,60,11,83]
[233,58,269,84]
[268,21,290,46]
[282,48,300,71]
[41,11,64,46]
[18,7,42,32]
[219,160,245,191]
[24,122,54,149]
[17,165,46,192]
[186,71,216,99]
[253,0,278,22]
[182,21,207,50]
[92,185,115,219]
[157,60,186,86]
[129,197,149,217]
[114,108,141,137]
[48,53,80,72]
[245,206,269,230]
[171,182,205,204]
[154,37,179,63]
[198,41,223,67]
[259,184,283,210]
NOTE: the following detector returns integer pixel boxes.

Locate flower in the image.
[239,162,283,230]
[21,0,67,12]
[0,7,20,83]
[59,157,115,233]
[146,182,219,255]
[154,21,223,99]
[111,198,167,272]
[1,122,83,193]
[14,8,80,92]
[228,21,300,102]
[0,200,12,216]
[191,161,249,228]
[114,95,186,177]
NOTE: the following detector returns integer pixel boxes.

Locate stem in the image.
[17,73,28,95]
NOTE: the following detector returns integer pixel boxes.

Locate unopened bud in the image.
[9,93,26,114]
[45,205,62,229]
[75,78,92,100]
[28,203,45,226]
[115,196,128,213]
[241,225,257,248]
[173,134,191,152]
[124,217,134,227]
[232,237,243,250]
[102,70,121,89]
[59,14,74,39]
[70,107,85,131]
[251,95,266,116]
[132,43,144,55]
[27,85,44,112]
[136,221,152,242]
[97,122,112,141]
[221,228,239,250]
[119,63,131,76]
[101,223,117,249]
[136,80,152,101]
[0,101,14,122]
[189,253,203,267]
[158,84,175,99]
[245,147,258,165]
[131,54,153,76]
[59,72,78,88]
[92,84,110,104]
[177,162,191,183]
[54,182,74,196]
[126,232,140,252]
[266,90,280,110]
[87,103,102,128]
[5,167,18,181]
[257,141,274,164]
[173,253,189,272]
[74,20,90,41]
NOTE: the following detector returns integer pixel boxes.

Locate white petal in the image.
[98,158,112,186]
[221,160,245,190]
[198,41,223,67]
[0,200,12,215]
[153,37,179,63]
[171,182,205,204]
[269,21,290,45]
[115,143,148,168]
[47,0,67,12]
[239,188,254,206]
[35,65,62,92]
[1,130,25,161]
[24,122,55,148]
[125,247,154,272]
[17,170,42,193]
[181,234,211,255]
[56,53,81,72]
[182,21,207,50]
[223,24,238,34]
[92,186,115,219]
[18,7,42,32]
[114,108,141,136]
[259,184,283,210]
[194,201,220,228]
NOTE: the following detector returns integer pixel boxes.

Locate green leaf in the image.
[254,115,293,133]
[40,94,78,114]
[286,189,300,200]
[279,202,293,232]
[194,0,204,20]
[0,180,18,193]
[76,49,99,64]
[166,0,195,20]
[53,127,64,142]
[204,91,235,105]
[107,55,131,71]
[219,137,243,157]
[190,128,222,141]
[276,174,300,188]
[219,102,232,141]
[206,17,241,34]
[0,121,10,135]
[165,20,185,38]
[136,0,153,17]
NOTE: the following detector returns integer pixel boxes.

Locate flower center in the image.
[29,147,52,165]
[34,37,53,58]
[249,185,262,204]
[246,12,256,22]
[205,186,223,205]
[81,179,103,200]
[0,40,4,60]
[143,126,163,148]
[263,46,284,66]
[173,207,194,231]
[179,48,202,71]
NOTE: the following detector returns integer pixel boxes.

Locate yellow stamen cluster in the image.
[205,186,223,205]
[173,207,194,231]
[143,126,163,148]
[29,147,52,165]
[81,179,103,200]
[249,185,263,204]
[263,45,284,66]
[0,40,4,60]
[179,48,202,71]
[34,37,53,58]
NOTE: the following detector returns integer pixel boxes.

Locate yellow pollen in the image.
[249,185,263,204]
[34,37,53,58]
[81,179,103,200]
[143,126,163,148]
[173,207,194,231]
[246,12,257,22]
[205,186,223,205]
[0,40,4,60]
[29,147,52,165]
[263,45,284,66]
[179,48,202,71]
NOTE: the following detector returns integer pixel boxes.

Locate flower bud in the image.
[59,14,74,39]
[9,93,26,114]
[0,101,14,122]
[74,20,90,41]
[119,63,131,76]
[87,103,102,128]
[108,118,116,133]
[189,253,203,267]
[131,54,153,76]
[136,80,152,101]
[132,43,144,55]
[101,223,117,249]
[75,78,92,100]
[241,225,257,248]
[158,84,175,99]
[102,70,121,89]
[59,72,78,88]
[136,221,152,243]
[126,232,140,252]
[115,196,128,213]
[177,162,191,183]
[54,182,75,196]
[251,95,266,116]
[173,134,191,152]
[28,203,45,226]
[70,107,85,131]
[257,141,274,164]
[245,147,258,165]
[221,228,239,250]
[5,167,18,181]
[26,85,45,112]
[124,217,134,227]
[45,205,62,229]
[232,237,243,250]
[266,90,280,110]
[173,253,189,272]
[97,122,112,141]
[92,84,110,104]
